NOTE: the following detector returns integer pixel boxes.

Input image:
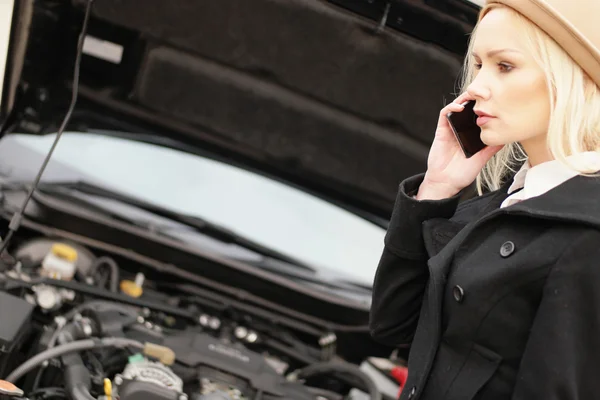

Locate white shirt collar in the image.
[501,151,600,208]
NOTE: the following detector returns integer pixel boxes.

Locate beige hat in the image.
[480,0,600,88]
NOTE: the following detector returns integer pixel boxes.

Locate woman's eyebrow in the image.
[471,48,521,58]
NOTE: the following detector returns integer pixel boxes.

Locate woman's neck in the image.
[520,137,553,167]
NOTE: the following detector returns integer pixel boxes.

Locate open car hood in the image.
[0,0,479,218]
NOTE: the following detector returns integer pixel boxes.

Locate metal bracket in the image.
[375,1,392,34]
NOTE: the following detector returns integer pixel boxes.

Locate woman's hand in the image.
[416,93,503,200]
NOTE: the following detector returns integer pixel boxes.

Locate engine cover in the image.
[163,332,313,399]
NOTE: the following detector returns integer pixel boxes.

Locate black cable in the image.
[262,338,318,365]
[31,366,45,392]
[295,362,382,400]
[0,0,95,257]
[2,276,196,321]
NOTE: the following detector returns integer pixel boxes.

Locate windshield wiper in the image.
[12,179,316,271]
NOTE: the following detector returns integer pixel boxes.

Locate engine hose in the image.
[305,386,343,400]
[62,352,93,400]
[71,384,96,400]
[28,387,67,400]
[63,300,138,324]
[89,256,120,293]
[4,337,144,383]
[295,362,382,400]
[58,328,94,400]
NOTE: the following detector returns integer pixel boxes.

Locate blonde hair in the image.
[460,4,600,194]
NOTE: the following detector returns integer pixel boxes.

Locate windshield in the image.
[6,132,385,285]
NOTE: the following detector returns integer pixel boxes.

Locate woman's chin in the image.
[480,131,503,147]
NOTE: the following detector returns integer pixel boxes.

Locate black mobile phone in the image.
[446,100,486,158]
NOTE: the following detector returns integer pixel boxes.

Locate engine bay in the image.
[0,236,399,400]
[0,0,449,397]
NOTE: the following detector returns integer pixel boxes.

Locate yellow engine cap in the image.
[103,378,112,399]
[51,243,78,262]
[120,280,143,298]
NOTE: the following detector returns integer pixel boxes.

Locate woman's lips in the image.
[474,110,495,126]
[476,116,494,126]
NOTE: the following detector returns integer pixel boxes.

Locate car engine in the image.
[0,238,385,400]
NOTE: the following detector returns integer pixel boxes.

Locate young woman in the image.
[369,1,600,399]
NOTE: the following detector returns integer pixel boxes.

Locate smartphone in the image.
[446,100,486,158]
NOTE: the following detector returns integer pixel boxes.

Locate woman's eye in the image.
[474,63,482,70]
[498,63,513,72]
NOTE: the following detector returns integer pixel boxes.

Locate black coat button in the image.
[500,241,515,257]
[453,285,464,302]
[407,386,417,399]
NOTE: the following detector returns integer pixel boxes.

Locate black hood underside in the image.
[2,0,478,217]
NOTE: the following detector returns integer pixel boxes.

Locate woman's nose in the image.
[467,76,491,100]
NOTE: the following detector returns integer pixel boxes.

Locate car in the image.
[0,1,479,399]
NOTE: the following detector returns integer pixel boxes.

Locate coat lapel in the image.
[502,174,600,228]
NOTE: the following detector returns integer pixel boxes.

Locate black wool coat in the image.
[369,172,600,400]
